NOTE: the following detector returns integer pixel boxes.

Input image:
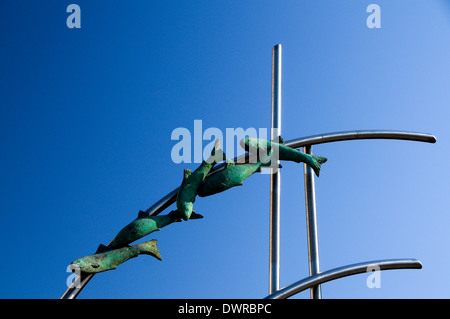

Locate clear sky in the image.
[0,1,449,299]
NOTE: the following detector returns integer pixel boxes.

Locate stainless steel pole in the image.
[269,44,282,294]
[303,145,322,299]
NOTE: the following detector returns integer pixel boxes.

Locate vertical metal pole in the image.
[303,145,322,299]
[269,44,282,294]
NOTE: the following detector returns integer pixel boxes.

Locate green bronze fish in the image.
[109,210,203,249]
[177,139,226,220]
[196,150,274,197]
[70,240,161,274]
[240,137,327,176]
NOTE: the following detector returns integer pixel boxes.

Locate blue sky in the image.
[0,1,449,299]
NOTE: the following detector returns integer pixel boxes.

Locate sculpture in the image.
[69,136,327,275]
[197,149,276,197]
[240,137,327,176]
[70,240,161,274]
[109,210,203,249]
[176,139,226,220]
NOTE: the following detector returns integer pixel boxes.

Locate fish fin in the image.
[206,139,227,164]
[96,244,109,253]
[167,209,182,222]
[210,139,220,156]
[137,210,147,218]
[213,138,220,149]
[271,136,285,144]
[310,155,328,177]
[170,208,194,222]
[190,210,204,219]
[215,149,226,162]
[211,149,226,163]
[173,208,203,220]
[184,169,192,179]
[182,169,192,182]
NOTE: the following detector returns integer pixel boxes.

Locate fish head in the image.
[179,202,194,221]
[70,257,102,273]
[70,258,87,273]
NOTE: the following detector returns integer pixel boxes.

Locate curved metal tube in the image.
[61,130,435,299]
[285,130,436,148]
[264,258,422,299]
[207,130,436,176]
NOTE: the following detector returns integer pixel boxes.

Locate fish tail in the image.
[168,210,183,222]
[169,209,203,221]
[189,210,204,220]
[137,240,162,261]
[310,155,328,177]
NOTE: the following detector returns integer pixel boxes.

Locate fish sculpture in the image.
[176,139,226,220]
[109,209,203,249]
[196,149,275,197]
[70,240,161,274]
[240,136,327,176]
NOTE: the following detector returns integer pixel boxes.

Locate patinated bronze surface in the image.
[69,135,328,275]
[70,240,161,274]
[197,150,274,197]
[109,210,203,249]
[176,139,226,220]
[240,137,327,176]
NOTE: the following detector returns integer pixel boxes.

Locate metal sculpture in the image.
[197,148,275,197]
[176,139,226,220]
[241,137,327,176]
[68,138,327,276]
[62,44,436,299]
[109,210,203,249]
[70,240,161,274]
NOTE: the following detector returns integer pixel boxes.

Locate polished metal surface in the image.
[61,129,435,299]
[269,44,282,294]
[208,130,435,175]
[264,258,422,299]
[285,130,436,148]
[60,42,435,300]
[303,145,321,299]
[142,187,179,217]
